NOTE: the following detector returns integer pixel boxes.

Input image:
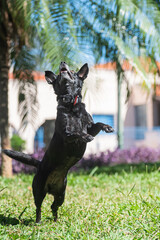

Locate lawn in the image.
[0,163,160,239]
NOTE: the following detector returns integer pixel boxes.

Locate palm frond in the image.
[13,46,39,131]
[116,0,160,56]
[70,0,160,88]
[17,79,38,131]
[33,0,82,71]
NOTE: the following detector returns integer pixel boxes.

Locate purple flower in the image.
[0,146,160,173]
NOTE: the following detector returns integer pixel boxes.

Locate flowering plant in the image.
[0,147,160,174]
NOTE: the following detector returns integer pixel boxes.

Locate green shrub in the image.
[11,134,26,151]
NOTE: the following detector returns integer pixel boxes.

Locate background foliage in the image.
[10,134,26,152]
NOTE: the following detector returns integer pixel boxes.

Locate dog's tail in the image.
[2,149,40,168]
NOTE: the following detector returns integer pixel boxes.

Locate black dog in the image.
[3,62,113,223]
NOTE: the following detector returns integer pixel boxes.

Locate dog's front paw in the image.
[82,134,94,143]
[102,125,114,133]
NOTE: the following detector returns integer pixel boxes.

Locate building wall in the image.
[82,68,118,154]
[8,79,57,153]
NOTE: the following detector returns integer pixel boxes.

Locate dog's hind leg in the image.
[88,122,114,136]
[35,193,46,223]
[34,191,46,223]
[32,176,46,223]
[51,190,66,222]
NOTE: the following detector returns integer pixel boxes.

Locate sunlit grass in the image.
[0,163,160,239]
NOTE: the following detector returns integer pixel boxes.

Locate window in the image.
[134,105,147,140]
[34,126,44,150]
[34,119,55,151]
[153,99,160,126]
[135,105,146,127]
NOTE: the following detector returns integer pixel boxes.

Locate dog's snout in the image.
[59,62,70,74]
[60,62,67,69]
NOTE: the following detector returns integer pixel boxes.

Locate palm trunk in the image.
[0,38,12,177]
[116,57,123,149]
[117,73,123,149]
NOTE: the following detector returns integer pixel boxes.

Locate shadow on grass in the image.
[71,162,160,176]
[0,214,34,226]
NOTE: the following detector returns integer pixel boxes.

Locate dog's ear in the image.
[45,71,57,84]
[77,63,89,80]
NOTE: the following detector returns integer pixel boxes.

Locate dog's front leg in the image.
[87,122,114,137]
[66,131,94,143]
[65,125,94,143]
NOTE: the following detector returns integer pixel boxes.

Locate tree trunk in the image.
[116,57,123,149]
[0,38,12,177]
[117,73,123,149]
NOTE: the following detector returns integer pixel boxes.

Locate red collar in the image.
[73,95,78,106]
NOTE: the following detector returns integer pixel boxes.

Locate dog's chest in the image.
[65,113,83,131]
[64,109,89,133]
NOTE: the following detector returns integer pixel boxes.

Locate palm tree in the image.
[0,0,80,177]
[0,1,37,177]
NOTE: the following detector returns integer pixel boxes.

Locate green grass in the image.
[0,163,160,239]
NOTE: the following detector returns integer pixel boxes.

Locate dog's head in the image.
[45,62,89,105]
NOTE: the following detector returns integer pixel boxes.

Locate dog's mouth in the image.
[60,67,68,73]
[59,65,73,79]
